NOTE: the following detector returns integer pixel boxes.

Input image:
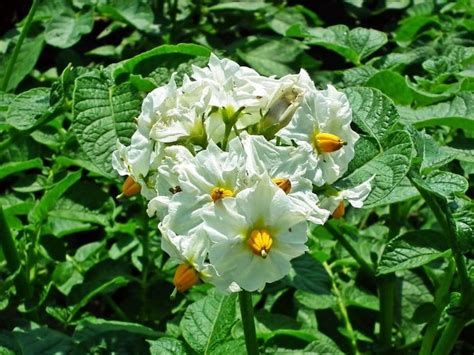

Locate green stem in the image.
[239,291,259,355]
[104,294,129,321]
[1,0,39,91]
[221,123,233,151]
[377,274,395,351]
[0,206,31,299]
[387,204,401,240]
[140,204,150,322]
[432,316,467,355]
[325,223,374,277]
[409,174,473,354]
[323,262,359,355]
[420,260,455,355]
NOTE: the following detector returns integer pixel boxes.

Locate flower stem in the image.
[1,0,39,91]
[325,223,374,277]
[323,262,359,355]
[239,291,259,355]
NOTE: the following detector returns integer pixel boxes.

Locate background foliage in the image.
[0,0,473,353]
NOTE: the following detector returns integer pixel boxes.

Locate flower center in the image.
[247,229,273,258]
[210,187,234,202]
[173,263,200,292]
[272,178,291,194]
[313,132,346,153]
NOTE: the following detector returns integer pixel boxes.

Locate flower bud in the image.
[119,176,141,198]
[332,201,345,219]
[314,132,346,153]
[173,263,200,292]
[261,88,302,138]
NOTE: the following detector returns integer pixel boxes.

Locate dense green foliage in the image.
[0,0,473,353]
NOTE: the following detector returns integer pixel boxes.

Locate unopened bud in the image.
[314,132,346,153]
[332,201,345,219]
[173,263,200,293]
[118,176,141,199]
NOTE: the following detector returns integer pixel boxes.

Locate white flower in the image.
[230,133,329,225]
[320,178,374,214]
[148,75,208,144]
[192,54,278,143]
[277,85,359,186]
[203,175,309,292]
[177,140,247,203]
[111,131,161,200]
[147,145,194,219]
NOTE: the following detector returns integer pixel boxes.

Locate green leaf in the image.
[295,290,335,310]
[74,319,157,342]
[28,170,82,225]
[113,43,211,85]
[399,92,474,130]
[394,15,439,47]
[208,2,270,11]
[0,34,44,92]
[6,88,50,130]
[237,38,305,77]
[303,333,344,354]
[289,25,387,65]
[148,338,186,355]
[344,87,399,142]
[180,290,237,354]
[97,0,156,32]
[340,130,413,207]
[0,158,42,180]
[412,131,455,172]
[365,70,413,106]
[13,324,75,354]
[207,339,247,354]
[48,181,111,227]
[343,65,378,86]
[377,230,449,275]
[69,276,130,321]
[72,71,141,176]
[45,9,94,48]
[286,254,332,294]
[443,138,474,162]
[342,286,379,310]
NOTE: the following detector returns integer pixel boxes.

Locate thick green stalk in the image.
[1,0,39,91]
[432,316,467,355]
[0,206,30,299]
[377,204,401,350]
[325,223,374,277]
[377,274,395,351]
[420,260,455,355]
[239,291,259,355]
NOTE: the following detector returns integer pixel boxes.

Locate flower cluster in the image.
[112,54,373,293]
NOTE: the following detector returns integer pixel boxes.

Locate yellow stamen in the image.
[118,176,141,198]
[332,201,345,219]
[173,263,200,293]
[272,178,292,194]
[247,229,273,258]
[314,132,346,153]
[210,187,234,202]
